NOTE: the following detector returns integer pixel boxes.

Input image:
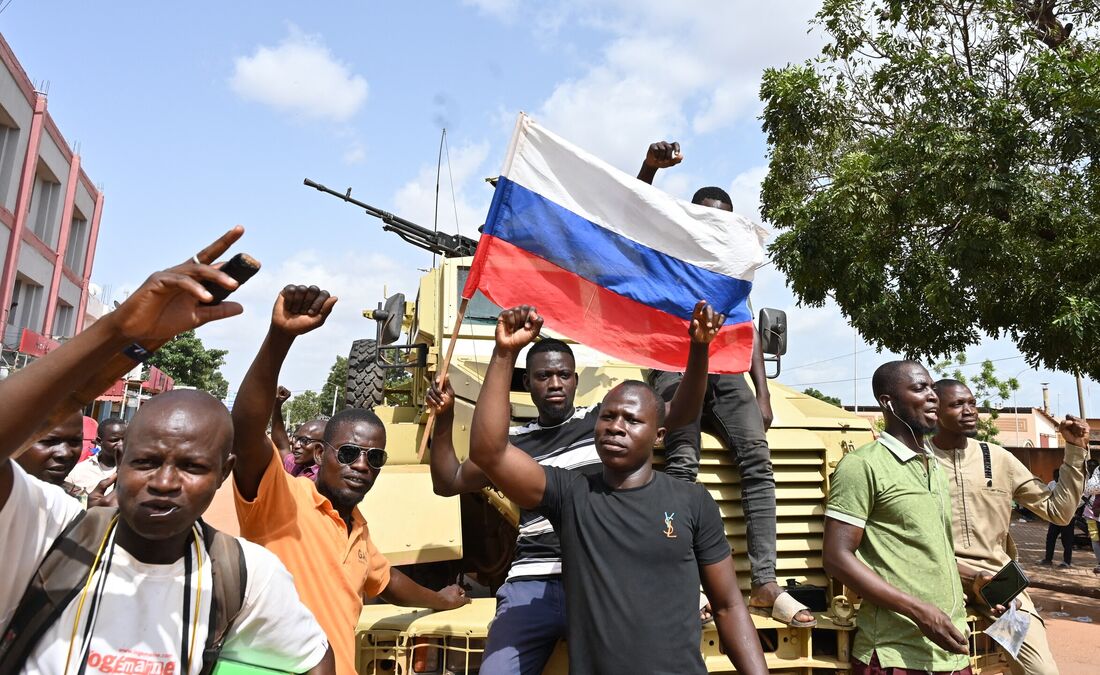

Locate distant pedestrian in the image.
[1083,460,1100,574]
[1039,469,1075,567]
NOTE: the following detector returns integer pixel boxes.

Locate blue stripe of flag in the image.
[485,177,753,324]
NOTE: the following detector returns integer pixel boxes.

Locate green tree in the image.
[319,355,348,416]
[147,330,230,399]
[760,1,1100,380]
[284,390,323,429]
[803,387,842,407]
[932,354,1020,442]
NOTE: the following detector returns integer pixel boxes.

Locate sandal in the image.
[748,591,817,628]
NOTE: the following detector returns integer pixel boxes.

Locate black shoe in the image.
[1058,562,1072,568]
[1038,559,1053,565]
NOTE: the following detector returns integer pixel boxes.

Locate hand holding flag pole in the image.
[417,297,469,461]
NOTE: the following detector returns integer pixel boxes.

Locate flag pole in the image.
[418,296,470,461]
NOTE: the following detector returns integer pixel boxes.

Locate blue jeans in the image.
[481,578,567,675]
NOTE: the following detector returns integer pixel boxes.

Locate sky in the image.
[2,0,1095,415]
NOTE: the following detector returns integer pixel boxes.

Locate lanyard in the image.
[65,523,202,675]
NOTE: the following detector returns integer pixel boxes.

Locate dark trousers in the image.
[1044,521,1074,564]
[649,370,777,587]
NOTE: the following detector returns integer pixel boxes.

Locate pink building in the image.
[0,32,104,352]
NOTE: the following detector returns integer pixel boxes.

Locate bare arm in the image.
[232,286,337,500]
[469,306,548,510]
[379,568,469,611]
[636,140,682,184]
[748,330,773,430]
[700,557,768,674]
[426,377,491,497]
[665,301,725,430]
[271,386,293,460]
[1015,418,1090,525]
[823,518,967,654]
[0,227,247,509]
[303,646,335,675]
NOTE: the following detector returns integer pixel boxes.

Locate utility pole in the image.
[852,328,858,414]
[1076,373,1087,418]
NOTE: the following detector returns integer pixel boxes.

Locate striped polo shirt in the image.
[506,405,603,581]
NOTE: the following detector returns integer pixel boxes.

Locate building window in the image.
[29,165,63,247]
[9,276,43,334]
[64,213,88,273]
[0,120,20,212]
[53,302,74,338]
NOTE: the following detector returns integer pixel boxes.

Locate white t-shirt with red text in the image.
[0,461,329,674]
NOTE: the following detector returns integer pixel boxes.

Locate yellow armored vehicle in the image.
[304,179,1008,674]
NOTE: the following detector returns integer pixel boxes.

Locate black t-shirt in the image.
[539,466,731,675]
[506,406,603,581]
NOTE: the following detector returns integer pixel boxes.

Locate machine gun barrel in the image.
[303,178,478,258]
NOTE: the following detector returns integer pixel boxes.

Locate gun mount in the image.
[304,178,479,258]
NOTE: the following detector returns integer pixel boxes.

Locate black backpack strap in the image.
[0,507,116,675]
[979,442,993,487]
[198,520,247,675]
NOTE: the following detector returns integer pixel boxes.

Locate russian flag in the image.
[463,113,767,374]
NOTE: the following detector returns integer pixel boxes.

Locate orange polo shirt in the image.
[235,447,391,675]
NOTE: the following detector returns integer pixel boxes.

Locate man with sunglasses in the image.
[284,420,325,481]
[231,284,469,675]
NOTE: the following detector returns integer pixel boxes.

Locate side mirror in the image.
[757,308,787,379]
[369,293,406,346]
[758,308,787,356]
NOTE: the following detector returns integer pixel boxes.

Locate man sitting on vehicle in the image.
[0,228,334,674]
[231,284,470,675]
[637,140,813,628]
[465,303,768,675]
[931,378,1088,675]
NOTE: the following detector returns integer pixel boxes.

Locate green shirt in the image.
[826,432,969,671]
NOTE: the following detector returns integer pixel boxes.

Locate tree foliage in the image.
[932,353,1021,441]
[320,356,348,415]
[147,330,230,399]
[761,1,1100,380]
[284,390,323,429]
[804,387,843,407]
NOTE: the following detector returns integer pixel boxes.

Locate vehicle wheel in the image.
[346,339,385,409]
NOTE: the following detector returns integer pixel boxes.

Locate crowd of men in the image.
[0,141,1094,675]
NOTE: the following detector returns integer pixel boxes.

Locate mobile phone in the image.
[979,560,1029,608]
[201,253,260,305]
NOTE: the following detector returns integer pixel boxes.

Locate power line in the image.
[787,354,1026,388]
[784,347,874,372]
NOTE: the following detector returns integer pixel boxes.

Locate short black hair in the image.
[617,380,666,427]
[526,338,574,369]
[97,417,126,436]
[691,186,732,207]
[933,379,969,397]
[871,360,925,401]
[324,407,385,445]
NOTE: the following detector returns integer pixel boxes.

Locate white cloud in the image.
[196,249,421,398]
[391,139,494,237]
[230,26,368,122]
[529,1,823,170]
[342,141,366,165]
[727,165,768,222]
[462,0,519,19]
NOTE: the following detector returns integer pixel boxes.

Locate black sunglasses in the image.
[326,442,387,469]
[293,435,321,446]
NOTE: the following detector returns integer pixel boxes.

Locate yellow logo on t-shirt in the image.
[663,512,677,538]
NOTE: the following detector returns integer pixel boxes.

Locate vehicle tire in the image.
[346,339,385,409]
